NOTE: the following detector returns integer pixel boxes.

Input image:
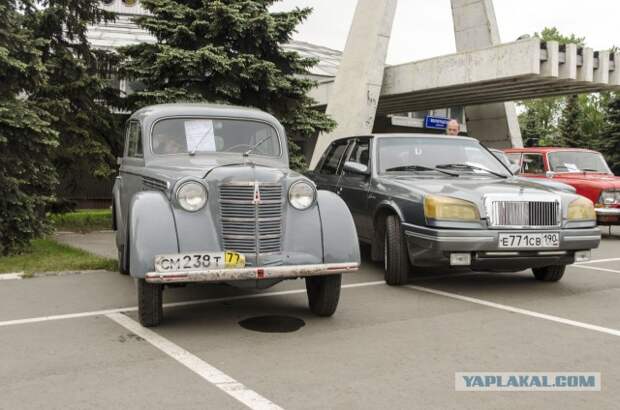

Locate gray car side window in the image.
[127,121,143,158]
[320,141,349,175]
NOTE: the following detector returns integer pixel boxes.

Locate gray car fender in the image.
[316,190,361,264]
[129,191,179,278]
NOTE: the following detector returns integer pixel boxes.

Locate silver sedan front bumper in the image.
[145,262,360,284]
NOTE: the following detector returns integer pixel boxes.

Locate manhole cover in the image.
[238,315,305,333]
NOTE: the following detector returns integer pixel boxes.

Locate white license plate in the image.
[498,232,560,249]
[154,251,245,273]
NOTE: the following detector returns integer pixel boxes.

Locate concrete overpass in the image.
[308,38,620,113]
[309,0,619,168]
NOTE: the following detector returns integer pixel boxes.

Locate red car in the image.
[504,147,620,225]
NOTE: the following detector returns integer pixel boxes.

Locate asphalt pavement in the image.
[2,227,620,409]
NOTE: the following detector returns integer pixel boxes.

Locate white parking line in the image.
[407,285,620,337]
[0,273,23,281]
[571,265,620,274]
[0,280,385,328]
[576,257,620,265]
[107,312,282,410]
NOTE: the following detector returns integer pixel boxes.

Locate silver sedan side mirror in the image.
[343,161,369,175]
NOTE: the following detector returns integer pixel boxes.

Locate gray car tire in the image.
[137,279,163,327]
[532,265,566,282]
[306,274,341,317]
[384,215,409,286]
[118,245,129,275]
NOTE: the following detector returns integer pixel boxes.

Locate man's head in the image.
[446,119,460,136]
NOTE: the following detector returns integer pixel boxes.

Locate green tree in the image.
[119,0,334,170]
[558,95,589,148]
[534,27,585,46]
[24,0,122,199]
[601,93,620,175]
[0,0,59,255]
[519,97,562,146]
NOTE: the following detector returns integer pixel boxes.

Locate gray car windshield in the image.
[548,151,611,173]
[378,137,509,177]
[151,118,280,156]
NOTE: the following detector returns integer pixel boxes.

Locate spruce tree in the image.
[119,0,335,170]
[602,94,620,175]
[24,1,123,197]
[558,94,589,148]
[0,1,58,254]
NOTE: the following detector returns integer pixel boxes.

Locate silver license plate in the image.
[498,232,560,249]
[154,251,245,273]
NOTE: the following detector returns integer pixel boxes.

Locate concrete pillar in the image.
[559,43,578,80]
[594,50,610,84]
[451,0,523,148]
[309,0,397,169]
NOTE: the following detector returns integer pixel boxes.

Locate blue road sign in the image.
[424,116,449,130]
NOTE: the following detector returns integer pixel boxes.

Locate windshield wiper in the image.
[243,135,273,157]
[436,163,508,178]
[384,164,459,177]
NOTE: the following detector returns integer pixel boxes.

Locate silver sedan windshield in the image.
[378,137,509,177]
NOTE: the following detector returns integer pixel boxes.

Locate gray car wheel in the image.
[137,279,163,327]
[532,265,566,282]
[384,215,409,286]
[306,274,341,317]
[118,245,129,275]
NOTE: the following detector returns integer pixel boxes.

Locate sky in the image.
[270,0,620,65]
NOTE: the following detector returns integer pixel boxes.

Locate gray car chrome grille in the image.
[219,184,283,254]
[489,200,560,228]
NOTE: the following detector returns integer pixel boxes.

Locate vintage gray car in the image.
[308,134,601,286]
[113,104,360,326]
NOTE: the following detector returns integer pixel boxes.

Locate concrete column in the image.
[309,0,397,169]
[594,50,610,84]
[451,0,523,148]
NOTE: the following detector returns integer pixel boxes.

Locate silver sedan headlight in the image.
[176,181,207,212]
[288,180,316,210]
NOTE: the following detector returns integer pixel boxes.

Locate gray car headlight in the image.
[288,180,316,210]
[176,181,207,212]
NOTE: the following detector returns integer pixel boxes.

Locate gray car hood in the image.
[146,155,288,179]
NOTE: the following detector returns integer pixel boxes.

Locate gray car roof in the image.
[130,103,280,124]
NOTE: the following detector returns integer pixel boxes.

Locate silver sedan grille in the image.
[219,183,283,254]
[488,200,560,228]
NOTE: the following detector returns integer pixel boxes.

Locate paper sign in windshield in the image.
[185,120,215,152]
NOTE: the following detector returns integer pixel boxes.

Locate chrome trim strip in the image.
[218,181,281,187]
[564,235,602,242]
[221,217,281,222]
[538,251,568,256]
[596,208,620,215]
[223,234,280,240]
[405,231,495,242]
[484,252,519,256]
[220,199,283,205]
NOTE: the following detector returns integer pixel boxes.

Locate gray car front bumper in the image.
[145,262,359,284]
[402,223,601,271]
